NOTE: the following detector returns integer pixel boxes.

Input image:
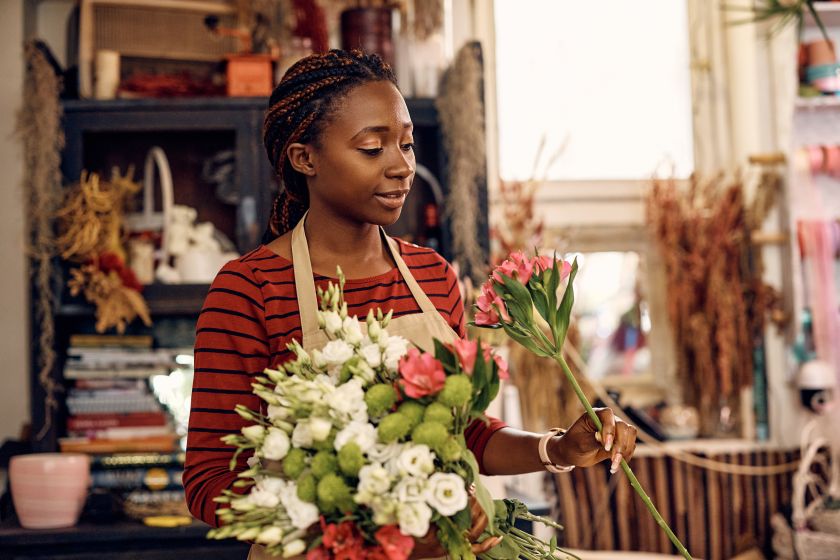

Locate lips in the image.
[374,189,409,210]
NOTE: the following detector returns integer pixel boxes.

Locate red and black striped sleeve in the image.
[184,259,269,527]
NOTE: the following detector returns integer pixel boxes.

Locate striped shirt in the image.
[184,240,506,526]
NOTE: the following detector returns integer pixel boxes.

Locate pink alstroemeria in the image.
[533,255,572,278]
[399,347,446,398]
[475,280,511,326]
[492,251,534,284]
[452,338,478,375]
[481,342,510,380]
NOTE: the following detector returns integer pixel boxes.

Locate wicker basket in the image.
[792,438,840,559]
[811,506,840,536]
[79,0,238,98]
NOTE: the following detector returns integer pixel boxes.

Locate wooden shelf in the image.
[805,2,840,27]
[58,284,211,317]
[795,96,840,109]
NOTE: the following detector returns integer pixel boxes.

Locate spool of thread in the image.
[94,50,120,100]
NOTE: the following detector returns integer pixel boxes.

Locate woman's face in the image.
[305,80,416,227]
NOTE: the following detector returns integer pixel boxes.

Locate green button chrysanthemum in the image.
[411,421,448,451]
[282,447,308,479]
[338,441,365,477]
[423,402,454,429]
[311,450,338,479]
[365,383,397,417]
[296,471,317,503]
[437,374,472,407]
[317,473,354,513]
[377,412,411,443]
[398,401,425,430]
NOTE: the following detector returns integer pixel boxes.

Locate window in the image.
[494,0,694,182]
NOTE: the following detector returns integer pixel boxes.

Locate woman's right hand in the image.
[409,491,502,559]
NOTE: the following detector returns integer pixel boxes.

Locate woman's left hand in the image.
[548,408,637,474]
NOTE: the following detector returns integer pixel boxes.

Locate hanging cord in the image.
[562,342,801,476]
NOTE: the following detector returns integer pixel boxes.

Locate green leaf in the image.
[464,454,496,534]
[435,339,459,373]
[553,258,579,349]
[531,281,551,324]
[471,346,488,391]
[452,504,472,532]
[478,535,521,560]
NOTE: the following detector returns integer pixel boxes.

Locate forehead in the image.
[329,81,411,135]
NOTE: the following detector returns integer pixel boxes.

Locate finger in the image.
[620,424,638,463]
[471,536,503,554]
[468,508,488,541]
[596,408,617,453]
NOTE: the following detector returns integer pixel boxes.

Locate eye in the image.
[358,147,383,156]
[401,142,416,152]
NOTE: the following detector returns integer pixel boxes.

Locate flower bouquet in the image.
[474,251,692,559]
[208,270,576,560]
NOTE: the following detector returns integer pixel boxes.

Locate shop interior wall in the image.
[0,0,29,443]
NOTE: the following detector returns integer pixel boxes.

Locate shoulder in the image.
[393,238,450,275]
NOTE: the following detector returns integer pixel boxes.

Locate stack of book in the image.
[59,334,179,455]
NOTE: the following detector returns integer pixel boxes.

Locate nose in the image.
[385,146,415,182]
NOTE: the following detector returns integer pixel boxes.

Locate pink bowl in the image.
[9,453,91,529]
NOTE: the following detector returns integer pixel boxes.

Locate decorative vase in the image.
[340,8,394,68]
[10,453,90,529]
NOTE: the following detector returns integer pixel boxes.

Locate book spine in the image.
[89,451,185,469]
[68,412,168,431]
[91,466,183,491]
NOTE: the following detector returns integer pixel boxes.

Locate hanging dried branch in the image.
[436,42,487,283]
[18,42,65,441]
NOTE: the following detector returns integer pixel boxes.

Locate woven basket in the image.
[811,506,840,536]
[123,146,174,266]
[793,437,840,559]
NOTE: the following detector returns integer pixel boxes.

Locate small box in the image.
[226,55,276,97]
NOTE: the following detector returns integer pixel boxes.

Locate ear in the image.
[286,143,316,176]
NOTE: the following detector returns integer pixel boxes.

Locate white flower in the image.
[248,488,279,509]
[335,421,377,453]
[277,481,319,530]
[368,321,382,341]
[425,472,469,516]
[383,336,410,371]
[356,463,393,501]
[256,526,284,546]
[321,339,354,366]
[308,417,333,442]
[291,422,313,448]
[326,378,368,423]
[241,425,265,443]
[370,495,398,525]
[353,360,376,384]
[394,477,427,503]
[266,404,291,421]
[322,311,343,336]
[367,442,404,464]
[395,444,436,478]
[283,540,307,558]
[359,343,382,368]
[312,349,327,369]
[256,476,285,496]
[261,427,291,461]
[343,316,364,345]
[397,501,432,537]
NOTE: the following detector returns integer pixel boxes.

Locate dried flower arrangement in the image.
[646,172,785,435]
[56,170,151,334]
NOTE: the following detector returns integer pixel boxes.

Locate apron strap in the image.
[291,212,450,342]
[291,212,321,339]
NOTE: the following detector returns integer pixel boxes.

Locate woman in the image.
[184,49,637,559]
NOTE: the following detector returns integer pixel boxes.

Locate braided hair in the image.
[261,49,397,242]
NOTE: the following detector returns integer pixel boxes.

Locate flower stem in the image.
[551,351,693,559]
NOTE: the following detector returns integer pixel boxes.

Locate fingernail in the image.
[604,434,614,452]
[610,453,622,474]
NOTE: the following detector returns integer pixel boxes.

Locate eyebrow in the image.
[351,122,413,139]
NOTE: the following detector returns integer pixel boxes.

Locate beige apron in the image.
[248,214,457,559]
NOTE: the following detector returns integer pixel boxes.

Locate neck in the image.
[302,204,387,270]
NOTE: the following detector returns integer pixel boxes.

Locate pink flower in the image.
[533,255,572,278]
[475,280,510,326]
[452,338,478,375]
[307,547,331,560]
[399,348,446,398]
[375,525,414,560]
[481,343,510,381]
[492,251,534,283]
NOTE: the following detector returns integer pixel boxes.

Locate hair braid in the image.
[261,49,397,243]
